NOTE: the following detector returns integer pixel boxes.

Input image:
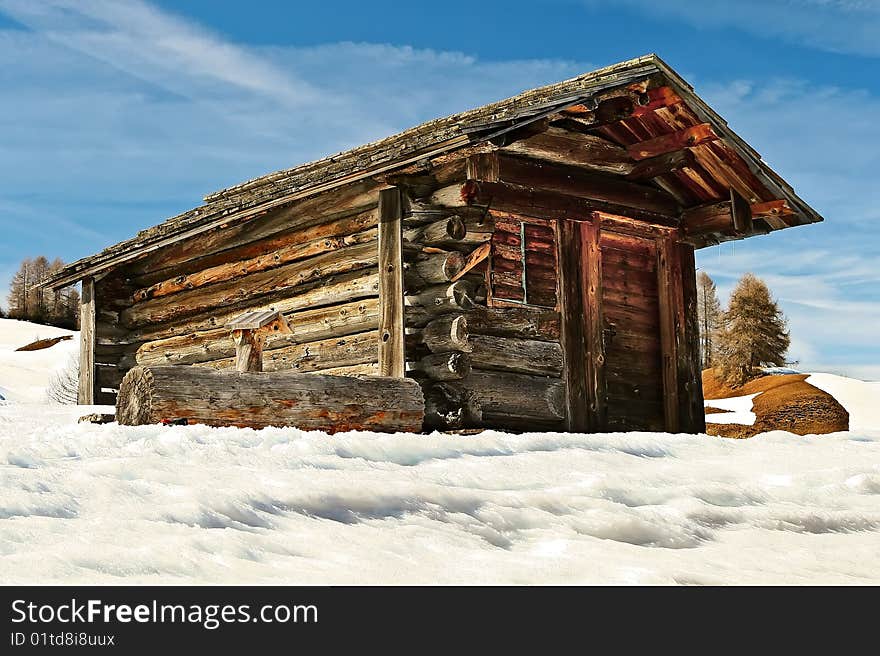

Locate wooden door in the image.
[559,220,666,433]
[599,230,665,431]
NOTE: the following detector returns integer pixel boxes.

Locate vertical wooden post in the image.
[657,237,683,433]
[78,276,96,405]
[558,218,605,432]
[582,220,606,431]
[232,330,263,372]
[378,187,405,377]
[678,243,706,433]
[558,220,588,432]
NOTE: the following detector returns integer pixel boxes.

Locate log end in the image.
[116,366,154,426]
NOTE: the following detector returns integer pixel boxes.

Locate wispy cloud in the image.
[0,0,321,106]
[589,0,880,57]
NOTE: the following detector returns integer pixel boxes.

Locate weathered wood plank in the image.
[121,240,378,328]
[469,335,563,377]
[133,226,377,302]
[78,277,95,405]
[446,371,566,424]
[656,237,683,432]
[461,181,678,227]
[678,243,706,433]
[378,187,405,377]
[627,124,718,161]
[500,127,635,175]
[481,154,680,216]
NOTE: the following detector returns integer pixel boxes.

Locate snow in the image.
[704,393,760,426]
[0,318,78,403]
[806,373,880,433]
[1,319,879,584]
[762,367,801,375]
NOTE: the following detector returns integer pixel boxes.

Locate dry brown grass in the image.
[702,369,849,438]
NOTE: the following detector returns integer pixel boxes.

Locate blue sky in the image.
[0,0,878,378]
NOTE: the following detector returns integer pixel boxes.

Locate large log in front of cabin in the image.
[57,56,825,433]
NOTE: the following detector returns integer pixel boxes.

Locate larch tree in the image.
[696,271,722,370]
[6,256,80,328]
[715,273,790,387]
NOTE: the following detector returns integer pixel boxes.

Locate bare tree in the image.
[696,271,722,369]
[47,353,80,405]
[715,273,790,387]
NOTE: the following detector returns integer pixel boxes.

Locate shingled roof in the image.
[44,54,822,289]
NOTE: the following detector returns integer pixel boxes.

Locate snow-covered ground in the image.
[0,318,78,402]
[1,320,879,584]
[704,393,760,426]
[806,373,880,433]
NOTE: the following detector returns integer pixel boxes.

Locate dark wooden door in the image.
[559,220,666,433]
[599,230,665,431]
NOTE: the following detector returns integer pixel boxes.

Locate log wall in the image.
[90,183,389,404]
[400,175,566,433]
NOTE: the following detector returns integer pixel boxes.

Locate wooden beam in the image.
[558,220,605,432]
[500,127,635,175]
[378,187,405,377]
[78,277,96,405]
[656,238,683,433]
[625,149,696,181]
[630,86,683,118]
[481,153,680,216]
[627,124,718,161]
[681,188,754,238]
[460,181,679,227]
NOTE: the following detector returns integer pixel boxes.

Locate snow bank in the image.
[0,319,78,403]
[806,373,880,432]
[2,320,879,584]
[1,405,878,584]
[704,393,760,426]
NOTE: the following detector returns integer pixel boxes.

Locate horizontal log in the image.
[419,314,472,354]
[403,216,466,246]
[461,181,678,227]
[129,180,382,279]
[117,366,424,433]
[484,154,680,216]
[446,371,566,423]
[499,127,635,175]
[134,226,378,302]
[681,189,752,238]
[131,207,379,290]
[403,281,476,326]
[625,149,697,181]
[465,305,560,341]
[261,330,378,373]
[123,269,381,345]
[469,335,563,376]
[407,352,471,381]
[122,241,378,328]
[627,123,719,161]
[136,297,381,366]
[422,381,483,431]
[404,250,465,289]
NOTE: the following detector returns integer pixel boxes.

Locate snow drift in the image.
[1,319,879,584]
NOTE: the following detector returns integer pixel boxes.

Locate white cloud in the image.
[0,0,321,106]
[589,0,880,57]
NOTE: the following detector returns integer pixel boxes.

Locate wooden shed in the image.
[44,55,823,434]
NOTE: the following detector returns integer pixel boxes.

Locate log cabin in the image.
[42,54,823,434]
